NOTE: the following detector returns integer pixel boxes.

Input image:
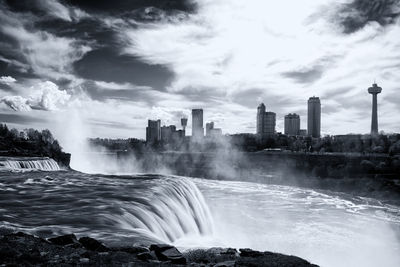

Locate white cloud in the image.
[120,0,400,135]
[1,81,71,111]
[29,81,71,111]
[0,95,31,111]
[0,76,16,84]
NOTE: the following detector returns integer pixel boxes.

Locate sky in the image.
[0,0,400,142]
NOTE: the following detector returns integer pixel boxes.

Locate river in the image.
[0,158,399,267]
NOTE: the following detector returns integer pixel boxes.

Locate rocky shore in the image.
[0,231,318,266]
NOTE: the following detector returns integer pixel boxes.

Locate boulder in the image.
[149,244,186,264]
[239,248,264,257]
[116,246,149,254]
[137,251,157,261]
[78,237,109,252]
[221,248,237,255]
[48,234,78,246]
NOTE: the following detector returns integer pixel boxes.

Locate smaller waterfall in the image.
[0,158,61,171]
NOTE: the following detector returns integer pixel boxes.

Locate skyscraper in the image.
[368,82,382,135]
[284,113,300,136]
[192,109,204,140]
[205,122,214,136]
[146,119,161,143]
[256,103,276,142]
[307,97,321,138]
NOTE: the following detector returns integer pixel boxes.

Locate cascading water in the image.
[0,158,61,171]
[0,172,214,247]
[107,176,214,244]
[0,169,399,266]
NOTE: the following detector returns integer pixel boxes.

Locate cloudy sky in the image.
[0,0,400,142]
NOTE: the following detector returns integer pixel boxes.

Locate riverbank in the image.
[113,150,400,204]
[0,231,318,266]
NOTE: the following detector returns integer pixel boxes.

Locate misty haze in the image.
[0,0,400,267]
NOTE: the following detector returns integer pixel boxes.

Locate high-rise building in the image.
[161,125,176,143]
[368,83,382,135]
[256,103,276,142]
[192,109,204,140]
[307,97,321,138]
[284,113,300,136]
[146,119,161,143]
[206,122,214,137]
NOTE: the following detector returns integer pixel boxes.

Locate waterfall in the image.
[0,158,61,171]
[111,176,214,244]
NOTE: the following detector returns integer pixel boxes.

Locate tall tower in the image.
[181,117,188,136]
[368,82,382,135]
[192,109,204,140]
[307,97,321,138]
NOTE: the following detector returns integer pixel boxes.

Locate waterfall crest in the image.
[112,176,214,244]
[0,158,61,171]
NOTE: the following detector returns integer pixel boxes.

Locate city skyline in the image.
[0,0,399,142]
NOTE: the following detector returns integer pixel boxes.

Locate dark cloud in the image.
[282,66,323,84]
[74,48,174,90]
[0,113,47,125]
[335,0,400,34]
[65,0,197,14]
[80,80,158,105]
[34,17,118,44]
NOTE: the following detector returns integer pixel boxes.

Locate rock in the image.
[48,234,78,246]
[116,246,149,254]
[149,244,187,264]
[239,248,264,257]
[80,257,90,263]
[221,248,237,255]
[214,260,235,267]
[79,237,109,252]
[236,251,319,267]
[137,251,157,261]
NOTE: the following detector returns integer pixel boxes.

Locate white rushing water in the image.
[108,176,214,243]
[0,158,61,171]
[172,178,400,267]
[0,168,399,267]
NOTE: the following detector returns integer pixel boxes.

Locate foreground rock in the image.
[0,232,319,266]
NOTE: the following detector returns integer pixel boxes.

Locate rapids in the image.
[0,167,399,267]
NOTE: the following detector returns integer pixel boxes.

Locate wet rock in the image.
[239,248,264,257]
[137,251,157,261]
[48,234,77,246]
[214,260,235,267]
[149,244,187,264]
[79,236,109,252]
[220,248,237,255]
[116,246,149,254]
[80,257,90,263]
[236,251,319,267]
